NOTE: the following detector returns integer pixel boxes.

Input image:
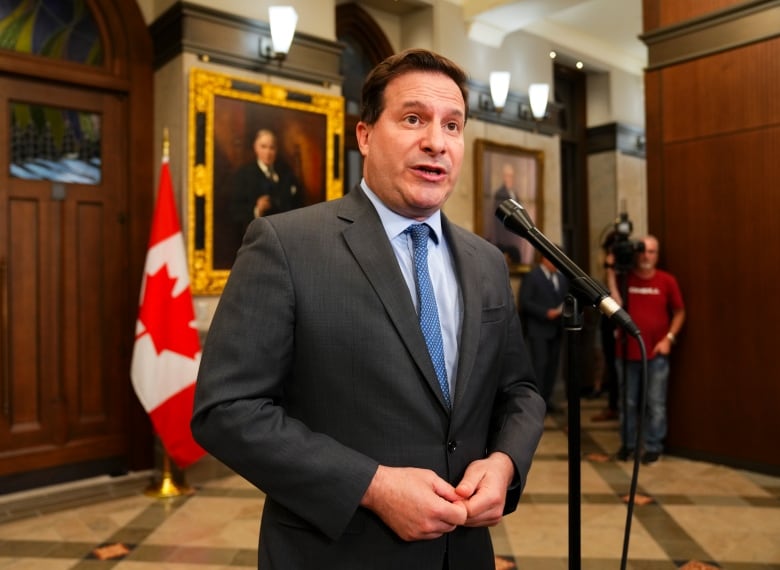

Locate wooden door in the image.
[0,76,130,478]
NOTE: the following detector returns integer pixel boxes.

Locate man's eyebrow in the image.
[399,99,465,119]
[399,99,427,111]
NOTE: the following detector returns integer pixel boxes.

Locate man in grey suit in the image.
[192,48,545,570]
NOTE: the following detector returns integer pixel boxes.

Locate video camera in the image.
[610,212,645,272]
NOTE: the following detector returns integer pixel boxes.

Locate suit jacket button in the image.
[447,440,457,453]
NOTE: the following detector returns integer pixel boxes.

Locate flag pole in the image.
[162,126,170,161]
[145,445,194,498]
[142,127,196,499]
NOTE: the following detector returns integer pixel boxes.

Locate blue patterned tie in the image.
[406,223,451,408]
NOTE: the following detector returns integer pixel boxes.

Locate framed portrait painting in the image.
[187,68,345,295]
[473,138,543,273]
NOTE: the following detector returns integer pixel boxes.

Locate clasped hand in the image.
[360,452,514,541]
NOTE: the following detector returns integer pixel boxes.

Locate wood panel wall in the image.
[643,1,780,472]
[645,0,748,28]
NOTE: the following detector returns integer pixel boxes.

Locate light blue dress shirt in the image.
[361,181,462,394]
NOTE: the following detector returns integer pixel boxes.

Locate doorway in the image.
[0,77,134,486]
[0,0,154,493]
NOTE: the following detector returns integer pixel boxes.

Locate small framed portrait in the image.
[473,138,544,273]
[187,68,344,295]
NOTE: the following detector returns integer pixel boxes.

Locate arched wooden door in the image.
[336,3,394,193]
[0,0,153,491]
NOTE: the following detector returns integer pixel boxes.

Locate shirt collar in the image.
[360,179,443,244]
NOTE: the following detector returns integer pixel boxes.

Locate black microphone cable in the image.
[620,334,648,570]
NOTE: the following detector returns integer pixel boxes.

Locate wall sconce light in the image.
[528,83,550,120]
[260,6,298,64]
[489,71,511,112]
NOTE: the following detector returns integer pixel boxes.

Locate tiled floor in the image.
[1,397,778,569]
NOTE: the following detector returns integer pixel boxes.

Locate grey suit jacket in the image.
[191,186,545,570]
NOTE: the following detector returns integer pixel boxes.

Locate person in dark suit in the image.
[229,128,304,235]
[192,49,545,570]
[519,254,569,412]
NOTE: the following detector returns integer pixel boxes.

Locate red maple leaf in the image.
[138,265,200,359]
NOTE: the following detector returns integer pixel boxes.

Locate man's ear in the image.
[355,122,371,157]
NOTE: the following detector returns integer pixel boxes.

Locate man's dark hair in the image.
[359,48,469,125]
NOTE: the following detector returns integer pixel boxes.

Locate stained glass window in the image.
[10,102,101,183]
[0,0,103,65]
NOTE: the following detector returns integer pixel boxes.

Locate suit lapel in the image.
[442,221,480,407]
[338,189,451,410]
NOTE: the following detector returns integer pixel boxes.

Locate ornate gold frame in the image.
[187,68,344,295]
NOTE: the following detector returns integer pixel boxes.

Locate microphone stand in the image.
[563,295,583,570]
[495,198,642,569]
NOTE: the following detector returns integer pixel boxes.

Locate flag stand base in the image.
[144,453,194,499]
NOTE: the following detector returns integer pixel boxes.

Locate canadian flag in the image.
[130,156,205,469]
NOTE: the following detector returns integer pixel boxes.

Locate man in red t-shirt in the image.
[610,235,685,464]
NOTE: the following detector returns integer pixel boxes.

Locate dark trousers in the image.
[600,316,619,411]
[527,334,562,406]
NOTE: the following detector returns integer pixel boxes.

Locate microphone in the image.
[496,199,640,337]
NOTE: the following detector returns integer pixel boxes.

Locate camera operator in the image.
[592,215,642,420]
[590,231,621,421]
[607,234,686,465]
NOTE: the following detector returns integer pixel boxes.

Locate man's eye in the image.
[405,115,420,125]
